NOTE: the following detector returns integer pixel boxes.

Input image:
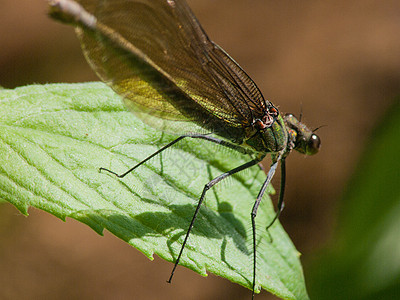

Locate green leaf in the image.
[308,99,400,299]
[0,83,308,299]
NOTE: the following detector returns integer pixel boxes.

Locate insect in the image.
[48,0,320,298]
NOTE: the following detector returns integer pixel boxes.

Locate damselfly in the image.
[48,0,320,298]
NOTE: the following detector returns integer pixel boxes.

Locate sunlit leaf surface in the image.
[0,83,308,299]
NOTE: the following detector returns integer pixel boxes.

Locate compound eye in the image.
[307,134,321,155]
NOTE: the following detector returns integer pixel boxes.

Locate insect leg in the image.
[188,134,254,155]
[168,156,264,284]
[99,135,187,177]
[99,133,252,177]
[266,158,286,230]
[250,158,280,298]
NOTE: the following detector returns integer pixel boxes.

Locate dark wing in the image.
[53,0,269,134]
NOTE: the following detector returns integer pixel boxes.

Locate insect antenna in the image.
[312,125,326,132]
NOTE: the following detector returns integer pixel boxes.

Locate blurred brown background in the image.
[1,0,399,299]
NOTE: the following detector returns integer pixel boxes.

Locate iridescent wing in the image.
[54,0,269,136]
